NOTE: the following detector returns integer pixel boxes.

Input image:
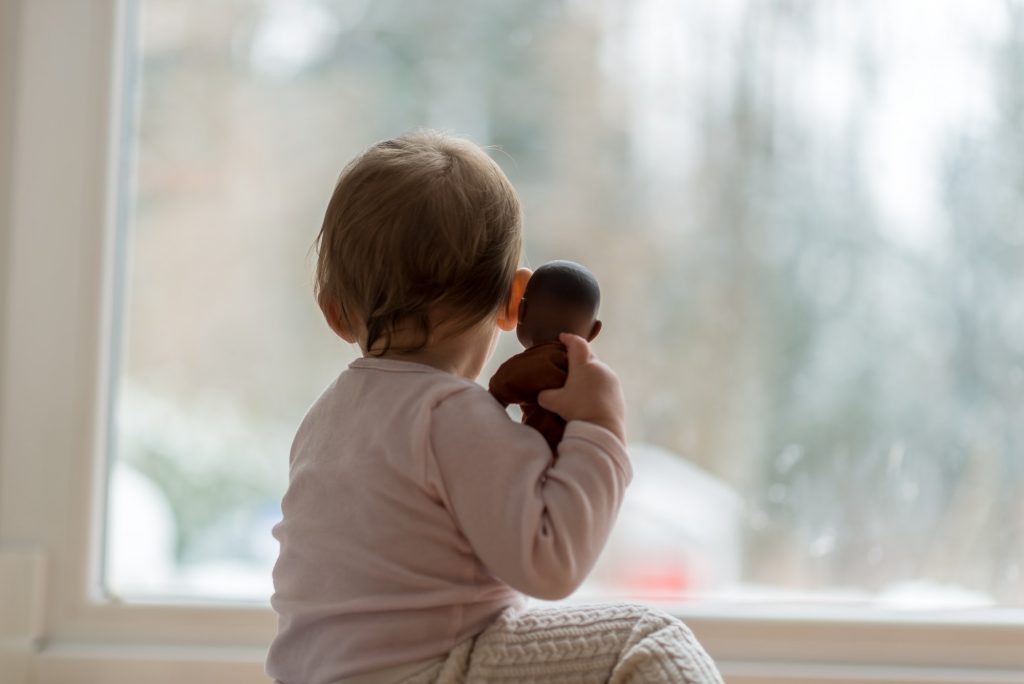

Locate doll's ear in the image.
[498,267,532,331]
[586,319,602,341]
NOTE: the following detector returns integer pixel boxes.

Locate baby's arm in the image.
[428,354,630,600]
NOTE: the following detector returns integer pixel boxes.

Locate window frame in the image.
[0,1,1022,683]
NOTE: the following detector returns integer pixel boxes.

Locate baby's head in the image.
[516,260,602,348]
[315,131,524,355]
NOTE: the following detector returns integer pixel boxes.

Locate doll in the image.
[488,260,602,452]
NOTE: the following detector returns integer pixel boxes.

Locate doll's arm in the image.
[488,345,569,406]
[487,360,525,406]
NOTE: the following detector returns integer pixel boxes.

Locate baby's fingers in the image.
[537,387,565,415]
[559,333,593,369]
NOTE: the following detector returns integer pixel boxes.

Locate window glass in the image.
[107,0,1024,607]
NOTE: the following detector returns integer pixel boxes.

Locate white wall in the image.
[0,3,26,678]
[0,0,19,443]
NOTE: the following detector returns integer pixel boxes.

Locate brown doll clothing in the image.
[488,341,569,451]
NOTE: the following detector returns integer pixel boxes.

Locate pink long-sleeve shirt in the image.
[266,356,632,684]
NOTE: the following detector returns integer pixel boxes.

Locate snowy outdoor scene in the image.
[106,0,1024,610]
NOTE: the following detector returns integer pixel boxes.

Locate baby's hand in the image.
[537,333,626,444]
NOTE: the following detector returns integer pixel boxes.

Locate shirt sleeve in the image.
[426,385,632,600]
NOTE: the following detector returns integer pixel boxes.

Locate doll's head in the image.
[516,260,602,348]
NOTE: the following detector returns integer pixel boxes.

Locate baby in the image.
[266,131,722,684]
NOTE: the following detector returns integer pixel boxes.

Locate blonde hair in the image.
[314,130,523,354]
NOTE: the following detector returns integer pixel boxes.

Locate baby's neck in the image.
[365,321,497,380]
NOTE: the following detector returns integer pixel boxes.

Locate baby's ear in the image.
[498,267,532,331]
[586,319,602,341]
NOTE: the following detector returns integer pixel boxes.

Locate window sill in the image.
[7,640,1023,684]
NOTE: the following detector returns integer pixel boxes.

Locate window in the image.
[2,0,1022,682]
[110,0,1024,610]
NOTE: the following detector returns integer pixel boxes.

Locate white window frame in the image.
[0,1,1021,683]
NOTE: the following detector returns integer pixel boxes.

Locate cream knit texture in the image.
[405,603,724,684]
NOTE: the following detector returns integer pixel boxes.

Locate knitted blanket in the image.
[406,602,724,684]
